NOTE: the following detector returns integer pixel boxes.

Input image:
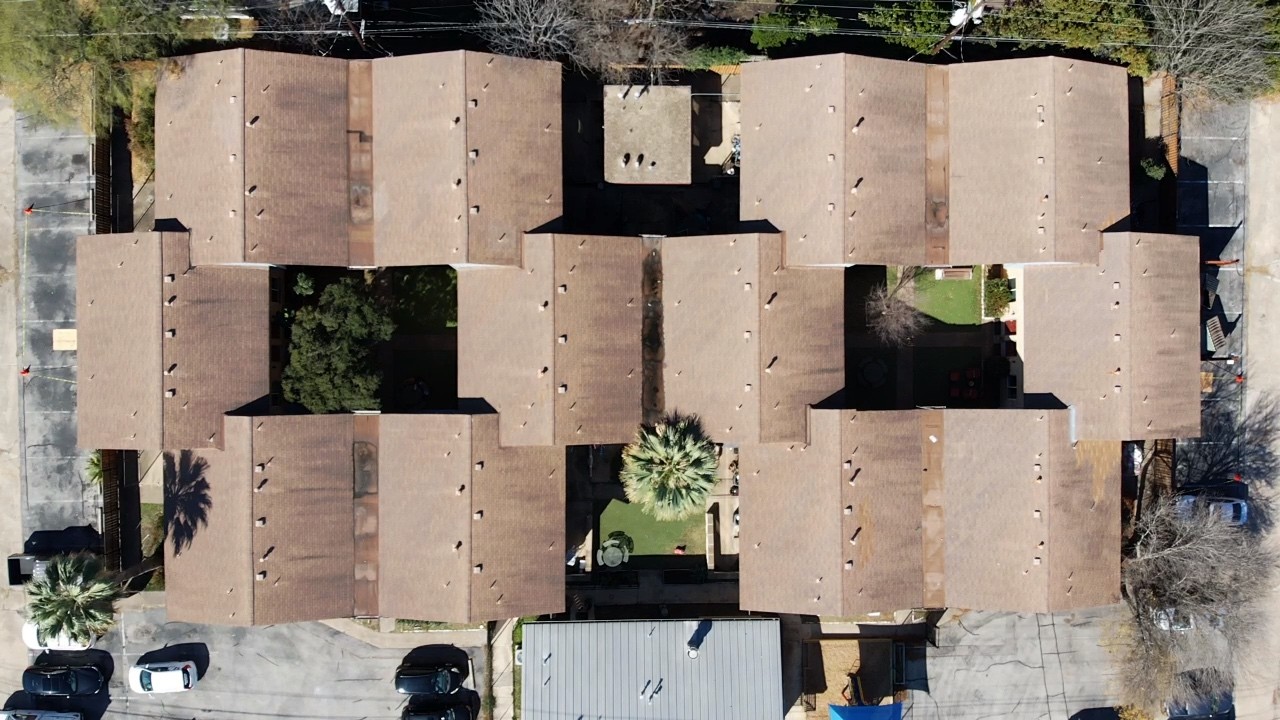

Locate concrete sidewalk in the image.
[320,618,488,651]
[491,618,515,720]
[1235,97,1280,720]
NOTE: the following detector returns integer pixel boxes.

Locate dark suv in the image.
[402,703,474,720]
[22,665,105,696]
[393,662,466,698]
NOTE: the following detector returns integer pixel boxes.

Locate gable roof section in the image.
[165,414,355,625]
[740,55,1128,267]
[740,55,926,267]
[158,49,561,269]
[459,234,643,446]
[1022,232,1201,440]
[377,413,474,621]
[156,49,351,266]
[739,408,1120,615]
[663,233,844,445]
[468,413,566,620]
[162,439,254,626]
[77,233,163,450]
[246,414,355,624]
[158,234,270,449]
[77,232,270,451]
[947,57,1128,264]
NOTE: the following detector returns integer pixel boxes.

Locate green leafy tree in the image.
[682,46,751,69]
[984,277,1013,317]
[0,0,204,129]
[750,9,839,51]
[861,1,951,54]
[978,0,1153,75]
[620,418,719,521]
[25,554,120,644]
[283,278,395,414]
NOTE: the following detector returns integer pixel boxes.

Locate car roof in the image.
[144,666,189,693]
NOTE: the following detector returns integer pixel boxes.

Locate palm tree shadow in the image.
[163,450,212,556]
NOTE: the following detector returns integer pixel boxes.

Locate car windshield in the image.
[182,668,191,687]
[139,669,152,692]
[426,670,449,693]
[64,671,76,693]
[34,627,47,645]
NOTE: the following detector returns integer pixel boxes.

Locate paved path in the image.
[1235,96,1280,720]
[14,110,96,536]
[492,618,515,720]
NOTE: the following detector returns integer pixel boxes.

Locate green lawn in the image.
[913,271,981,325]
[599,500,706,556]
[140,502,165,590]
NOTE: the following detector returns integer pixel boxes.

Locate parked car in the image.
[21,665,104,697]
[1167,693,1234,719]
[128,660,199,694]
[403,704,474,720]
[0,712,83,720]
[394,661,467,697]
[1175,494,1249,527]
[21,621,95,652]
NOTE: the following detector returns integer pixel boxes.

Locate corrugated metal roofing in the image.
[522,619,783,720]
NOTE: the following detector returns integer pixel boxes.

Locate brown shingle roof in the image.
[739,408,1120,615]
[171,412,566,626]
[167,415,356,625]
[469,413,566,620]
[739,411,844,616]
[377,413,475,621]
[157,50,351,266]
[248,414,356,624]
[459,234,643,446]
[947,58,1128,264]
[740,55,1128,267]
[158,49,561,268]
[77,233,164,450]
[162,437,254,626]
[741,55,927,267]
[77,232,269,451]
[1022,232,1202,440]
[662,234,843,444]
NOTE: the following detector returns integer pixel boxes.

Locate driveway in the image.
[83,607,486,720]
[905,607,1126,720]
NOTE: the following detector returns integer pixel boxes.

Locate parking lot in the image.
[3,607,487,720]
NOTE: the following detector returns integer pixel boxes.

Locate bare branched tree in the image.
[254,2,343,53]
[866,266,929,347]
[1145,0,1279,101]
[476,0,693,83]
[1118,497,1277,710]
[476,0,583,62]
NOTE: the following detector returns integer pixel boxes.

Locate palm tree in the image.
[620,417,719,521]
[85,450,103,486]
[25,553,120,644]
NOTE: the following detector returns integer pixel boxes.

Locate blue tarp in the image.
[828,703,903,720]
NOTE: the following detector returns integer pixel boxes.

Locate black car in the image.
[403,703,474,720]
[22,665,105,696]
[394,662,466,697]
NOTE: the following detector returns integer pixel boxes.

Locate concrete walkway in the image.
[319,618,488,651]
[491,618,516,720]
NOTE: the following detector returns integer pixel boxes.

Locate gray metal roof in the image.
[521,618,783,720]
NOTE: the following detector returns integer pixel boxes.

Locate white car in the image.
[21,622,94,652]
[1175,494,1249,526]
[0,712,82,720]
[129,660,199,694]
